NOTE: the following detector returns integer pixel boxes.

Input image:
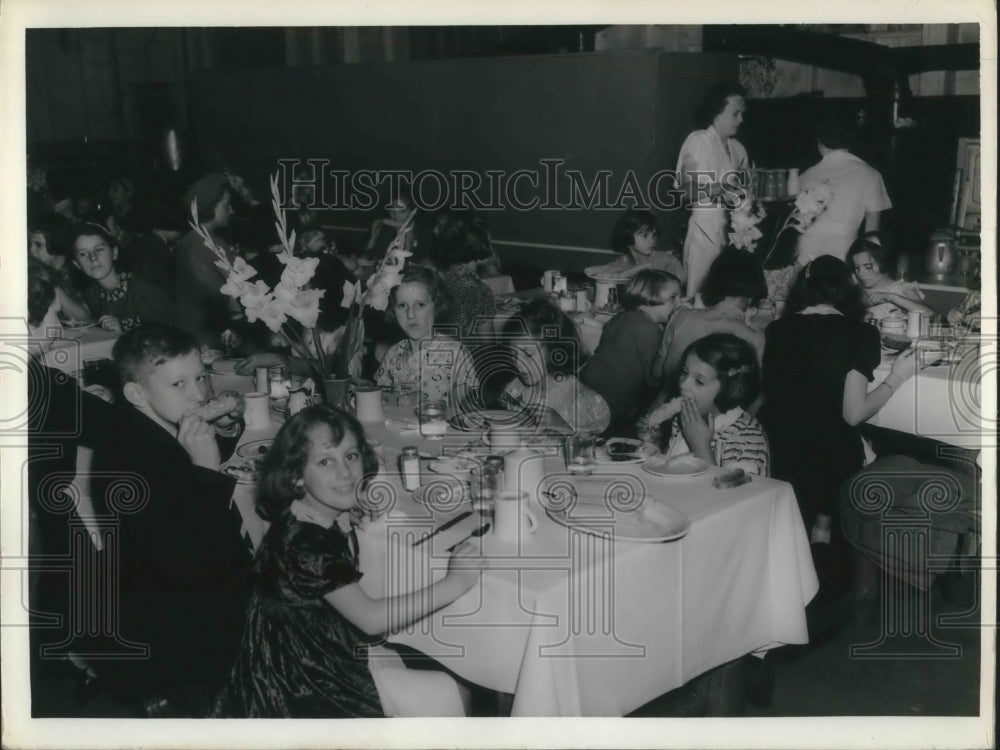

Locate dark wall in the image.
[188,50,736,272]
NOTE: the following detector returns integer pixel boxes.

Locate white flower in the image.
[257,297,292,332]
[285,288,325,329]
[239,281,272,312]
[277,253,320,288]
[385,246,413,267]
[342,280,361,309]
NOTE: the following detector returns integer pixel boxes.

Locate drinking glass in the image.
[419,399,448,440]
[564,434,596,475]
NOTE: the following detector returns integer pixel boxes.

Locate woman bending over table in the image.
[374,264,480,410]
[213,406,487,717]
[658,248,767,385]
[580,269,682,437]
[760,256,917,546]
[71,223,177,332]
[639,333,769,476]
[500,299,610,434]
[847,234,931,324]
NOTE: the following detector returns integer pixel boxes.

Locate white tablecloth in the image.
[41,327,118,372]
[228,407,818,716]
[867,348,986,449]
[356,455,817,716]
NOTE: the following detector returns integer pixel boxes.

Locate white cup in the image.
[244,392,271,430]
[487,425,521,452]
[594,280,613,308]
[502,446,545,499]
[354,386,385,423]
[540,270,555,292]
[493,490,539,543]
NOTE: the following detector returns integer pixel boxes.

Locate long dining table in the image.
[224,395,819,717]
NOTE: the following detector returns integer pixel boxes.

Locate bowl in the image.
[881,333,912,352]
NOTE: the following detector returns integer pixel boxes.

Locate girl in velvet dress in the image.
[213,406,486,718]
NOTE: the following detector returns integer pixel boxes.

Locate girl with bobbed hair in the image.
[761,255,917,548]
[585,209,686,284]
[639,333,770,477]
[676,81,751,298]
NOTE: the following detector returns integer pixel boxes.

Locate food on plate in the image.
[712,467,752,489]
[193,391,245,422]
[224,458,262,483]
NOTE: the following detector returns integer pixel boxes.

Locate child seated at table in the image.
[374,263,480,410]
[580,269,682,436]
[585,208,686,284]
[638,333,770,476]
[499,299,610,434]
[71,223,178,332]
[213,405,487,717]
[89,324,253,715]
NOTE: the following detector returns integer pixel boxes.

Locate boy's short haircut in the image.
[621,269,680,311]
[113,324,200,386]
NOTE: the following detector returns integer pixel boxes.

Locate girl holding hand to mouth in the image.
[638,333,769,477]
[374,264,480,411]
[71,223,177,332]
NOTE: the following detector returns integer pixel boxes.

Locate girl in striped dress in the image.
[638,333,770,476]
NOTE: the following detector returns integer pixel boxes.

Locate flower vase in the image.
[323,378,352,412]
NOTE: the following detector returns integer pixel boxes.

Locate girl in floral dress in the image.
[374,264,480,409]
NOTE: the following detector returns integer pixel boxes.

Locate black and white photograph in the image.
[1,2,995,748]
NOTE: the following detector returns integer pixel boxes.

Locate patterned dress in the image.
[657,407,770,477]
[501,373,611,434]
[82,270,178,331]
[374,336,480,403]
[212,503,384,718]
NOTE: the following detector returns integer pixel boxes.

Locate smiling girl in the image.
[213,406,487,717]
[71,223,177,332]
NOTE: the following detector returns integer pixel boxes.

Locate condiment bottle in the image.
[399,446,421,491]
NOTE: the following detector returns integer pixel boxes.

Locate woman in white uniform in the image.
[676,83,749,299]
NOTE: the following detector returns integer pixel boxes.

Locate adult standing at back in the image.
[795,115,892,264]
[676,82,749,299]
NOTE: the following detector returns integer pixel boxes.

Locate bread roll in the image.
[193,391,245,422]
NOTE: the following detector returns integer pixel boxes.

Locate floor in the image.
[28,570,982,720]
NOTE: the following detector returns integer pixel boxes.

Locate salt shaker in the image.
[399,446,421,491]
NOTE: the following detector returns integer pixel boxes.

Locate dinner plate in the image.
[62,319,96,330]
[428,456,479,478]
[237,439,273,459]
[209,358,240,375]
[642,454,709,478]
[448,409,530,432]
[596,438,659,465]
[411,477,469,512]
[584,265,630,283]
[544,500,690,543]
